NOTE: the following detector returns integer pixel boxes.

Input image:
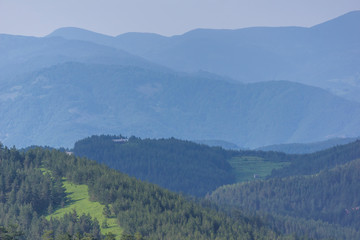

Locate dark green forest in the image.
[73,135,237,197]
[72,135,294,197]
[209,159,360,226]
[0,144,101,239]
[0,143,288,239]
[72,135,360,239]
[207,142,360,239]
[2,137,360,239]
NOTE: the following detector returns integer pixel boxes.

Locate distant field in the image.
[46,181,122,239]
[229,156,289,182]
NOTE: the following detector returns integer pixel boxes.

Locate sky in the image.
[0,0,359,37]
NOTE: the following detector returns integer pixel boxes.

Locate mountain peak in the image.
[48,27,103,37]
[47,27,116,45]
[311,10,360,29]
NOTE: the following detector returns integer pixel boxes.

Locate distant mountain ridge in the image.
[257,137,359,154]
[48,11,360,102]
[1,62,360,148]
[0,33,168,84]
[2,13,360,148]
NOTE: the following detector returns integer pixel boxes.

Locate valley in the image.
[0,7,359,240]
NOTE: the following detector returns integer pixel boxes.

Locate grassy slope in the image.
[229,156,289,182]
[47,181,123,239]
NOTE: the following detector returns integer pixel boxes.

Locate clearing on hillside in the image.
[47,181,123,239]
[229,156,289,182]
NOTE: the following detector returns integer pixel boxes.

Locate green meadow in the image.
[229,156,289,182]
[46,181,123,239]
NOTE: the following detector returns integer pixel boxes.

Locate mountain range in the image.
[2,9,360,240]
[1,62,360,148]
[49,11,360,102]
[0,11,360,148]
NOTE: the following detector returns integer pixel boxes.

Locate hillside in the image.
[0,144,102,239]
[72,136,360,192]
[3,139,360,239]
[73,135,236,197]
[46,181,123,238]
[208,158,360,230]
[49,11,360,102]
[206,140,360,239]
[0,143,285,239]
[1,62,360,148]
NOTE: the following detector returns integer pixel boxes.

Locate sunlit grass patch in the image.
[229,156,289,182]
[46,181,122,239]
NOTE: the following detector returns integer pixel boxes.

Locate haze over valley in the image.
[1,3,360,239]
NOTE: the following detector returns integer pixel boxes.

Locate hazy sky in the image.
[0,0,359,37]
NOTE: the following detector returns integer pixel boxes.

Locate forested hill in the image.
[206,141,360,239]
[73,136,360,199]
[74,135,360,197]
[208,158,360,232]
[0,143,285,239]
[73,135,236,197]
[269,140,360,178]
